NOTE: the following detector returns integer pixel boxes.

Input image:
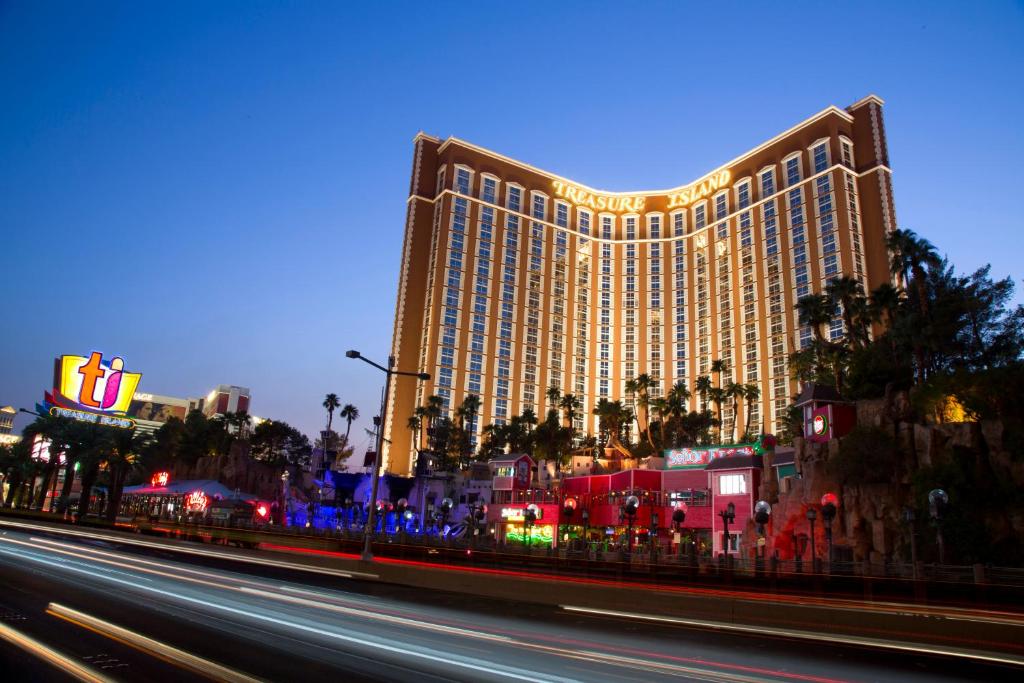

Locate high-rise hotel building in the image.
[384,95,896,475]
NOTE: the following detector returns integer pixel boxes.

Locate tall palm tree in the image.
[725,381,745,442]
[649,397,669,449]
[694,375,712,413]
[559,393,582,431]
[103,428,151,522]
[886,228,939,384]
[406,415,421,454]
[708,387,726,443]
[742,383,760,441]
[869,282,902,332]
[667,381,691,417]
[519,408,538,434]
[339,404,359,444]
[797,294,836,344]
[322,393,341,441]
[631,373,656,449]
[826,275,867,348]
[545,385,561,411]
[593,399,632,458]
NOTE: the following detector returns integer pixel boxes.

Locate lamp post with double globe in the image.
[345,350,430,562]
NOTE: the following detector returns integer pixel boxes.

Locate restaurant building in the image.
[386,96,896,475]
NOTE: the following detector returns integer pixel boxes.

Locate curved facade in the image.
[385,95,896,475]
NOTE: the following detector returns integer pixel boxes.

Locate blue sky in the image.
[2,1,1022,448]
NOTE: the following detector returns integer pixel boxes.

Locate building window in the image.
[714,192,728,220]
[736,181,751,209]
[456,167,472,195]
[812,142,829,174]
[507,186,522,212]
[759,168,775,198]
[785,155,801,187]
[719,473,746,495]
[601,215,613,240]
[482,176,497,203]
[694,204,706,231]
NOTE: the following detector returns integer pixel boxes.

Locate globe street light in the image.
[672,504,687,559]
[754,500,772,567]
[346,350,429,562]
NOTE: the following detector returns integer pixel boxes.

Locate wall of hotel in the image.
[386,101,894,475]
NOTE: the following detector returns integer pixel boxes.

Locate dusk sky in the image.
[2,2,1022,454]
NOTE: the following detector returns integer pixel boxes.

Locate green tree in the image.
[250,420,312,469]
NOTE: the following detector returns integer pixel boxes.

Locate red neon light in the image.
[151,471,170,487]
[185,490,208,512]
[255,503,269,519]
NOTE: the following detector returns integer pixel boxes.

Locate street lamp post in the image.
[902,507,918,579]
[929,489,949,565]
[345,350,430,562]
[672,504,687,560]
[623,495,639,555]
[806,508,818,573]
[719,501,736,567]
[821,493,838,572]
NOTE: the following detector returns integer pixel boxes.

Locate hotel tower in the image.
[384,96,896,475]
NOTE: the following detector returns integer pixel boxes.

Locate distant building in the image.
[0,405,19,445]
[126,385,254,435]
[200,385,251,418]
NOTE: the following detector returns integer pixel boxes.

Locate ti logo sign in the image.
[58,352,142,413]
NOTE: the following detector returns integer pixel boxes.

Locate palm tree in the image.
[886,229,940,385]
[742,383,760,441]
[708,387,726,443]
[630,373,656,449]
[339,404,359,444]
[649,397,669,449]
[406,415,422,454]
[23,413,73,509]
[797,294,836,344]
[103,428,151,522]
[593,399,632,458]
[519,408,538,434]
[545,385,561,411]
[725,381,745,442]
[869,282,902,332]
[668,381,691,417]
[322,393,341,441]
[694,375,712,413]
[559,393,582,431]
[826,275,867,348]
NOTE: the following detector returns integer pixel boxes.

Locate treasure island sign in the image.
[552,169,732,214]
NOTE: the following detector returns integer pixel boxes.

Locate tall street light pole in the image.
[346,350,429,562]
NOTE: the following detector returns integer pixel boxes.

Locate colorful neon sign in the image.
[185,490,209,513]
[44,351,142,429]
[500,507,543,522]
[151,471,170,487]
[255,503,270,519]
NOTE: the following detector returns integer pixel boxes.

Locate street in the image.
[0,527,1015,682]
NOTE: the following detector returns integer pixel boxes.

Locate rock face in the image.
[172,447,282,500]
[760,394,1024,566]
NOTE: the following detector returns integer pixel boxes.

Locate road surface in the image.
[0,527,1016,681]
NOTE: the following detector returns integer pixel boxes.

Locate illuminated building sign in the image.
[551,169,733,216]
[151,471,170,487]
[665,170,732,209]
[500,507,543,522]
[185,491,209,513]
[812,414,829,436]
[666,438,769,470]
[44,352,142,429]
[551,181,646,214]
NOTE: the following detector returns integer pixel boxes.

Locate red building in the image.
[488,450,763,555]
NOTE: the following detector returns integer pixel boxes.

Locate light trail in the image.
[47,602,260,683]
[560,605,1024,668]
[0,539,576,682]
[0,619,113,683]
[0,533,862,682]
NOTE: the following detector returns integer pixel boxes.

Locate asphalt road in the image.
[0,527,1016,682]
